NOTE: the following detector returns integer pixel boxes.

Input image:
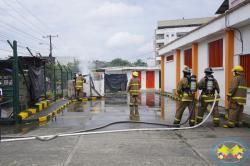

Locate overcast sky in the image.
[0,0,224,70]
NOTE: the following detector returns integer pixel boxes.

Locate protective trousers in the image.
[130,95,139,120]
[225,102,244,127]
[174,101,195,126]
[197,100,220,126]
[76,88,83,99]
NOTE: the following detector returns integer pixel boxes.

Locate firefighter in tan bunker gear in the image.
[174,66,196,126]
[197,67,220,127]
[75,74,85,99]
[224,65,247,128]
[128,71,141,120]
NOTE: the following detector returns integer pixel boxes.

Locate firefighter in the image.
[128,71,141,120]
[224,65,247,128]
[75,74,85,99]
[197,67,220,127]
[174,66,197,126]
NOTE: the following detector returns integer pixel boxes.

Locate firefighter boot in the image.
[189,119,195,127]
[173,118,181,125]
[129,106,134,120]
[213,118,220,127]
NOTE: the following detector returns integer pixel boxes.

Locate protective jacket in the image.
[75,76,85,90]
[177,77,194,102]
[198,76,220,103]
[228,74,247,105]
[128,77,141,96]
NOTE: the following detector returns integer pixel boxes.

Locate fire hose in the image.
[0,93,218,142]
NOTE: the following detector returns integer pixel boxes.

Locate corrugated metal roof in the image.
[157,17,215,29]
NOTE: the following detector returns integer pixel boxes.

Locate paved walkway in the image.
[0,92,249,166]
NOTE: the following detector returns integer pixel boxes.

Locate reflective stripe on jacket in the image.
[177,77,193,102]
[228,74,247,105]
[128,78,141,96]
[75,76,84,88]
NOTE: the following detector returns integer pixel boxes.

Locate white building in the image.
[104,66,160,91]
[154,17,214,64]
[158,0,250,115]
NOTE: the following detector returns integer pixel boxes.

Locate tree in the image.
[133,59,147,67]
[67,58,80,73]
[109,58,132,67]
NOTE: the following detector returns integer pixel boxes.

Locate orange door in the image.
[146,71,155,88]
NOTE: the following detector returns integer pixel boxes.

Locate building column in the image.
[192,43,198,77]
[160,55,165,94]
[225,30,234,108]
[176,49,181,89]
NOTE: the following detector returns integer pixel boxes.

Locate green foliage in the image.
[133,59,147,67]
[67,58,80,73]
[108,58,132,67]
[91,58,148,69]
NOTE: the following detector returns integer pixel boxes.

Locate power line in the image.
[15,0,52,33]
[1,0,46,37]
[0,34,49,56]
[0,22,45,43]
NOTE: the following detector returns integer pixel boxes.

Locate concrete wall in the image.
[155,26,198,45]
[164,57,176,93]
[155,71,160,90]
[117,70,160,91]
[197,35,226,106]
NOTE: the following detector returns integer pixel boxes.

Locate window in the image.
[176,32,187,38]
[166,55,174,62]
[240,54,250,87]
[156,34,164,40]
[184,49,192,68]
[208,39,223,67]
[157,43,164,48]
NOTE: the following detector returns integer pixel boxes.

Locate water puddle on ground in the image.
[1,92,189,135]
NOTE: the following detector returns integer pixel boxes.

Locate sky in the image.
[0,0,224,71]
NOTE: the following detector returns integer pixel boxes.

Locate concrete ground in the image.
[0,92,250,166]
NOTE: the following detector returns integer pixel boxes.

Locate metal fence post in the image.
[44,63,47,100]
[53,64,56,101]
[12,41,20,124]
[61,66,63,97]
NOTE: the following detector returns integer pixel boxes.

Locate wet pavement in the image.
[0,92,250,166]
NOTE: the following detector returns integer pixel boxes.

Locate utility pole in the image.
[43,35,58,57]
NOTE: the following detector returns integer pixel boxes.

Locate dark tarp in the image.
[28,66,44,104]
[105,74,127,92]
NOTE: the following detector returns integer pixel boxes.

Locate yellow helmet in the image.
[232,65,244,72]
[132,71,139,77]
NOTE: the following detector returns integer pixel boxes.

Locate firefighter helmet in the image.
[204,67,214,74]
[132,71,139,77]
[232,65,244,72]
[183,66,191,75]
